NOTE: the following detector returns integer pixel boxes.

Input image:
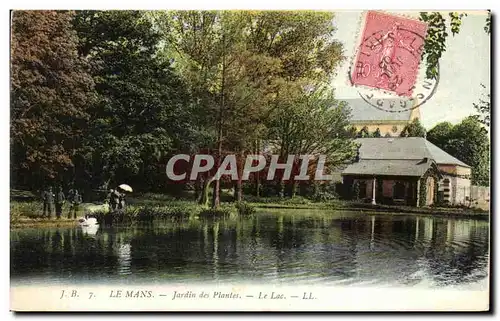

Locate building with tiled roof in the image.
[341,137,471,206]
[348,98,421,136]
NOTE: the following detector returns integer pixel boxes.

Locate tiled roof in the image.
[423,140,470,167]
[354,137,470,167]
[342,159,432,177]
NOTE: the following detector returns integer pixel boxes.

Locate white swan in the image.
[78,216,99,226]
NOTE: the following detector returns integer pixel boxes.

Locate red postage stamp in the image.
[350,11,428,97]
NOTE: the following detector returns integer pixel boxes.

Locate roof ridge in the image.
[423,140,470,168]
[354,137,470,168]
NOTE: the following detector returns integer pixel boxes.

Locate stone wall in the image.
[453,177,471,205]
[438,175,471,205]
[470,185,490,210]
[438,164,472,177]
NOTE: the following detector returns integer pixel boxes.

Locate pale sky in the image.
[331,11,490,129]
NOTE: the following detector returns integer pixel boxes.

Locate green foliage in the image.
[400,119,427,138]
[10,201,73,219]
[418,176,427,207]
[427,117,490,186]
[473,84,490,127]
[353,181,360,200]
[235,201,256,216]
[10,201,43,219]
[312,190,336,202]
[309,182,338,202]
[346,126,358,138]
[268,86,357,164]
[419,12,449,80]
[420,11,489,79]
[372,128,382,138]
[11,11,95,188]
[357,126,370,138]
[426,121,453,144]
[448,12,466,36]
[154,11,286,207]
[133,205,194,221]
[199,205,234,218]
[11,10,356,201]
[154,11,349,205]
[73,11,196,190]
[484,13,491,34]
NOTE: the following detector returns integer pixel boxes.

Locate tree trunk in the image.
[213,119,222,208]
[255,139,260,198]
[278,180,285,199]
[212,30,226,209]
[235,152,243,202]
[290,180,297,198]
[235,179,242,202]
[256,176,260,198]
[201,176,216,207]
[212,26,226,208]
[195,175,202,203]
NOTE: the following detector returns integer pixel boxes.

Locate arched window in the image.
[442,178,451,203]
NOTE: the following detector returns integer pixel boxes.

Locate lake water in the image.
[10,210,489,289]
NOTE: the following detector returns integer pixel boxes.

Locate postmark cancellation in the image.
[350,11,429,98]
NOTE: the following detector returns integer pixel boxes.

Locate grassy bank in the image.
[11,218,79,228]
[249,199,489,220]
[11,191,488,228]
[10,193,256,228]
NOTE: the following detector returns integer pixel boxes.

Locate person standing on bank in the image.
[108,189,121,211]
[118,191,126,210]
[55,186,65,219]
[42,186,55,218]
[67,187,75,203]
[68,189,82,219]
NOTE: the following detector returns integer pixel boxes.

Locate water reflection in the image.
[81,225,99,237]
[10,212,489,288]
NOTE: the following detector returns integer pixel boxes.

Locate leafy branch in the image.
[420,11,490,80]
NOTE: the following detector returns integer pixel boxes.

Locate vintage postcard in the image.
[9,9,491,312]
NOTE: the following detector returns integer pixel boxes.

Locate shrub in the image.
[10,201,44,219]
[199,204,233,218]
[312,191,337,202]
[281,196,312,205]
[352,181,360,200]
[235,201,256,216]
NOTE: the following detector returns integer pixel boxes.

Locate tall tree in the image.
[155,11,346,205]
[248,11,350,197]
[73,11,193,191]
[154,11,274,207]
[427,117,489,186]
[400,119,427,138]
[11,10,95,189]
[426,121,453,145]
[267,86,358,197]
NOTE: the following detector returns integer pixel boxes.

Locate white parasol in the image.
[118,184,133,192]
